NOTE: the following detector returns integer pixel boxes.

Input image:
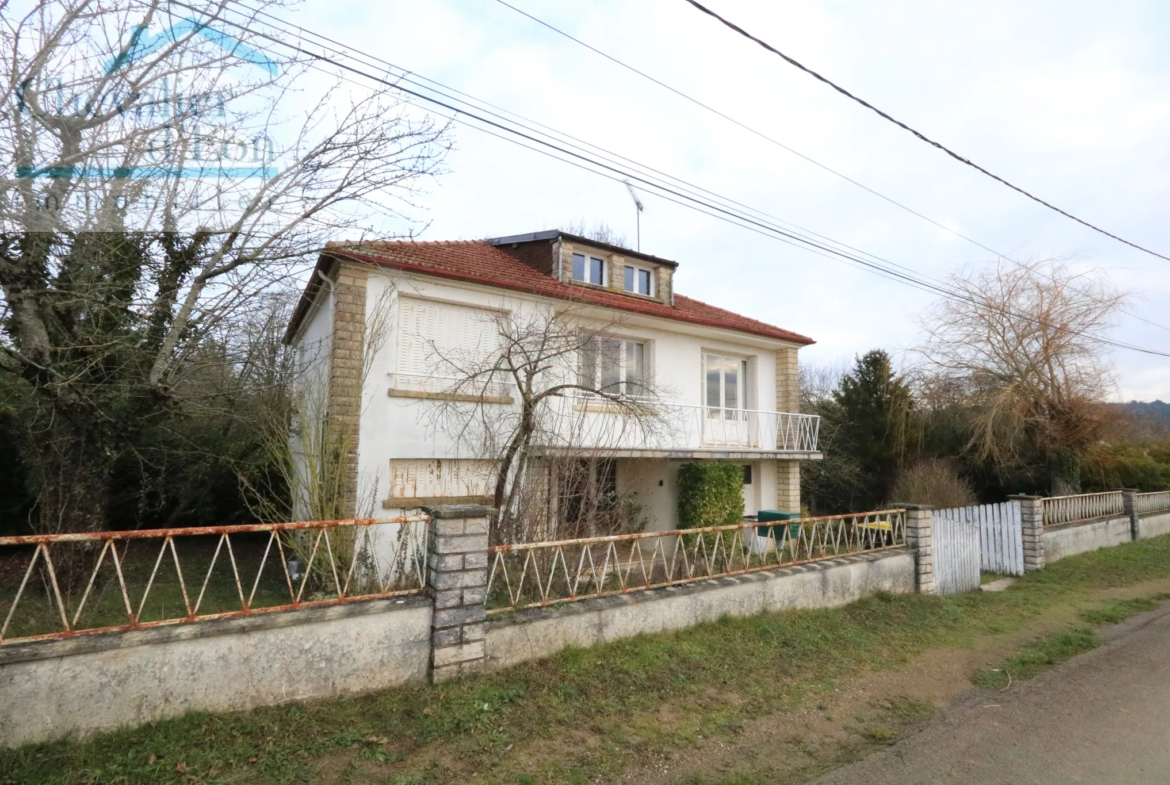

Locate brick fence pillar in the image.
[903,505,934,595]
[423,504,493,683]
[1016,495,1045,572]
[1122,489,1140,541]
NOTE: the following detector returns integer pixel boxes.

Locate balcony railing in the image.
[538,396,820,454]
[386,373,820,454]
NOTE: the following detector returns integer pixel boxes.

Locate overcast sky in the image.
[298,0,1170,401]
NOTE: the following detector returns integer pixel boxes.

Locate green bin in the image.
[756,510,800,542]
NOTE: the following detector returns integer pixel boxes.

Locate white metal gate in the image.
[931,511,981,594]
[936,501,1024,580]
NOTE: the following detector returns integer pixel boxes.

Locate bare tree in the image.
[917,260,1126,494]
[422,304,677,543]
[0,1,451,533]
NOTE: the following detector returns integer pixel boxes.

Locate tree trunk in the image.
[26,410,116,533]
[24,412,118,592]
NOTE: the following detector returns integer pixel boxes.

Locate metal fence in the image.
[1041,492,1124,527]
[485,509,906,614]
[1136,491,1170,515]
[0,516,429,646]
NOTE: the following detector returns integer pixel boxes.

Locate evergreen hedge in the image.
[677,462,744,529]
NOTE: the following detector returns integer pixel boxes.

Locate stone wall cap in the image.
[423,504,498,520]
[891,502,933,510]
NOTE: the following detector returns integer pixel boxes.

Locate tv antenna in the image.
[623,180,644,251]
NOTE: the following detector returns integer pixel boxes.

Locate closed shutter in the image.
[397,298,499,376]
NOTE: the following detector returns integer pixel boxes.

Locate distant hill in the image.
[1123,400,1170,422]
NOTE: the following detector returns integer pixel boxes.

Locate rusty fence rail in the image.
[1136,491,1170,515]
[0,516,429,646]
[1041,491,1125,527]
[485,509,906,614]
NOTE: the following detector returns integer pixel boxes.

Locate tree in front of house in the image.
[802,350,914,513]
[424,304,676,544]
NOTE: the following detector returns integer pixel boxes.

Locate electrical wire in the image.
[159,0,1170,359]
[492,0,1170,336]
[683,0,1170,264]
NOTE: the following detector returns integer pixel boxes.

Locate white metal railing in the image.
[1136,491,1170,515]
[387,373,820,454]
[1042,491,1125,527]
[538,397,820,453]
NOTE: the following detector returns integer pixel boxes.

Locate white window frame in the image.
[578,335,651,399]
[571,252,607,286]
[623,264,655,296]
[702,352,752,416]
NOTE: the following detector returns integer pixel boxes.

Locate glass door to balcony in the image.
[703,354,754,447]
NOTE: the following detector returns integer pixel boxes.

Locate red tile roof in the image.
[289,239,814,345]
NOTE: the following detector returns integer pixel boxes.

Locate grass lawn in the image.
[4,536,1170,785]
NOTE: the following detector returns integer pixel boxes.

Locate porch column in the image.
[775,461,800,514]
[423,504,493,683]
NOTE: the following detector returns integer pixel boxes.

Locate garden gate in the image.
[934,500,1025,589]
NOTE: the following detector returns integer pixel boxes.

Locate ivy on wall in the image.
[677,462,744,529]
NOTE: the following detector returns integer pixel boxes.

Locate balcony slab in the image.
[532,447,823,461]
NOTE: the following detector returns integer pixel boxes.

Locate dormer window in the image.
[624,265,653,296]
[572,252,606,285]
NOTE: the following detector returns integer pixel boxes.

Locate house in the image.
[283,229,820,536]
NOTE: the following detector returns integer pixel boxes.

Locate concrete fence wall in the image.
[0,505,930,749]
[0,598,432,749]
[1036,489,1170,565]
[485,551,914,672]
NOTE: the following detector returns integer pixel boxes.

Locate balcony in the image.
[386,373,820,459]
[535,396,820,458]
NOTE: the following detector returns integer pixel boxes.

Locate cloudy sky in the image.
[296,0,1170,400]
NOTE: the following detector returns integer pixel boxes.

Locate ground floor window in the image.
[558,459,619,535]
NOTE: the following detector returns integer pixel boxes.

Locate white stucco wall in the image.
[289,279,336,521]
[355,270,801,519]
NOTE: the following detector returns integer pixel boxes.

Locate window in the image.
[623,265,653,296]
[398,297,499,377]
[572,252,606,285]
[579,336,648,397]
[743,465,753,485]
[704,353,750,417]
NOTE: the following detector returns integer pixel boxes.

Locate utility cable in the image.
[683,0,1170,264]
[159,0,1170,358]
[493,0,1170,335]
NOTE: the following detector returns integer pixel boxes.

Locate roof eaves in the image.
[332,248,814,346]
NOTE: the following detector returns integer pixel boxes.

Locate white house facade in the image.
[284,230,820,535]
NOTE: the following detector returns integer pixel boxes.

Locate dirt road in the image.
[815,602,1170,785]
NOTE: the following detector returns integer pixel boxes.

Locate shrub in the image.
[889,459,977,509]
[677,463,744,529]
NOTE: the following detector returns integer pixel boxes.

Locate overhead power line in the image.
[493,0,1170,335]
[683,0,1170,264]
[162,0,1170,359]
